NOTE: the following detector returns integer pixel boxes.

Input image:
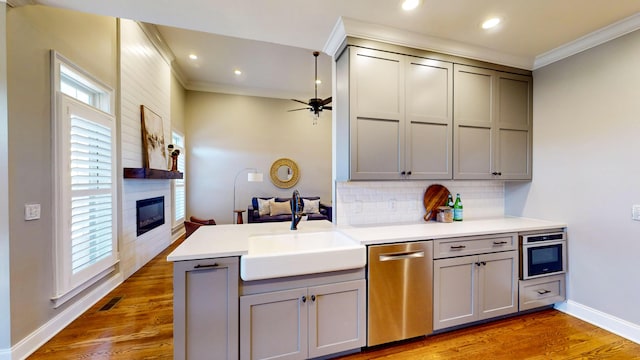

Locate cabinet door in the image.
[349,47,406,179]
[240,288,308,360]
[433,256,477,330]
[453,64,494,179]
[307,280,366,358]
[405,58,453,179]
[495,72,532,179]
[173,257,239,360]
[477,251,518,320]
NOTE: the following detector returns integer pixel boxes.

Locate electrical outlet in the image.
[25,203,41,221]
[633,205,640,221]
[388,199,397,211]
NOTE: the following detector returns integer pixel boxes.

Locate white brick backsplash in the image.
[336,180,504,226]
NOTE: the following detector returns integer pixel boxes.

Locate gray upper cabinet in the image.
[336,46,453,180]
[405,58,453,179]
[453,64,532,180]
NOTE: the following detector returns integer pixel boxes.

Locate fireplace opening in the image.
[136,196,165,236]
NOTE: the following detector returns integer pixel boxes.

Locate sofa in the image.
[247,196,332,223]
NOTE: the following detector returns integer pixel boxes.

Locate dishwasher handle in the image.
[379,251,425,262]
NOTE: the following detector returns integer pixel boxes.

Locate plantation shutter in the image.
[70,115,114,274]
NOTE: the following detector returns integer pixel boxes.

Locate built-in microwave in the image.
[519,231,567,280]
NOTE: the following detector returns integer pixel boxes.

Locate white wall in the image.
[186,91,332,224]
[506,29,640,333]
[120,19,174,279]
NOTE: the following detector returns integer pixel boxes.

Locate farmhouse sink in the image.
[240,231,366,281]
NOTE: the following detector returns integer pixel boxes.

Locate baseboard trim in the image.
[6,272,123,360]
[555,300,640,344]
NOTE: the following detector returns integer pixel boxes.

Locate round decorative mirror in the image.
[270,158,300,188]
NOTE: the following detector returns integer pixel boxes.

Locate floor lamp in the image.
[233,168,263,223]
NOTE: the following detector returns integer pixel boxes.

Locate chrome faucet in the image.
[290,189,304,230]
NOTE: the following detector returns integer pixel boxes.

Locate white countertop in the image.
[166,217,566,262]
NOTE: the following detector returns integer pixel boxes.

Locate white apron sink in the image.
[240,231,366,281]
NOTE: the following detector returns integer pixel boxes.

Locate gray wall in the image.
[0,2,10,351]
[506,29,640,325]
[6,5,117,346]
[185,91,332,224]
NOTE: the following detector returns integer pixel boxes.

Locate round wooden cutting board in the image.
[423,184,451,221]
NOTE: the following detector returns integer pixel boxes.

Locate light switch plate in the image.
[25,203,41,221]
[632,205,640,221]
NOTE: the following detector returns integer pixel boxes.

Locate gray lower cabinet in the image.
[519,274,566,311]
[240,279,366,360]
[433,236,518,330]
[173,257,239,360]
[453,64,532,180]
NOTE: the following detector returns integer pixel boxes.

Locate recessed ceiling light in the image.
[234,69,242,75]
[315,79,322,85]
[188,54,198,60]
[482,17,501,30]
[401,0,420,11]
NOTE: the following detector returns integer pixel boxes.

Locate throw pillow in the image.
[270,200,292,216]
[257,198,274,216]
[303,199,320,214]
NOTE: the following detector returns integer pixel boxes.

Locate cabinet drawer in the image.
[434,233,517,259]
[519,274,565,311]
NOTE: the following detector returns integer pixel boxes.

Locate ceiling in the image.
[31,0,640,100]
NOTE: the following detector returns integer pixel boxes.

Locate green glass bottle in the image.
[453,193,463,221]
[446,194,454,207]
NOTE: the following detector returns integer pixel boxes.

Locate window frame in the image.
[171,131,186,229]
[51,51,118,307]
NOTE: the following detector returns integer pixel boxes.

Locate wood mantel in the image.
[123,167,183,179]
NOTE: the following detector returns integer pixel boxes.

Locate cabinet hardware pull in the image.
[481,261,486,266]
[537,289,551,295]
[194,263,218,269]
[407,171,412,175]
[301,296,307,303]
[493,241,508,245]
[491,171,502,176]
[311,295,316,302]
[400,171,406,175]
[379,251,425,261]
[450,245,466,250]
[476,262,481,266]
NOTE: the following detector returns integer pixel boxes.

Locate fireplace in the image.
[136,196,165,236]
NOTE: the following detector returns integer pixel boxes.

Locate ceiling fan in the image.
[288,51,332,120]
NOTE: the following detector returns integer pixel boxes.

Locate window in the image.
[172,131,185,227]
[51,51,117,307]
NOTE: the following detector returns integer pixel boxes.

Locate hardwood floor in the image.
[28,237,640,359]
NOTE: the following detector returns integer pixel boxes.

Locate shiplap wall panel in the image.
[120,19,172,279]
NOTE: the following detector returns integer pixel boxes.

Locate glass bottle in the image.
[453,193,463,221]
[446,194,454,208]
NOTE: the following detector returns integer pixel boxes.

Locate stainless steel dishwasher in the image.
[367,241,433,346]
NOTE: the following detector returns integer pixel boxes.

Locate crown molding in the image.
[324,17,533,69]
[323,16,347,58]
[534,12,640,69]
[5,0,34,7]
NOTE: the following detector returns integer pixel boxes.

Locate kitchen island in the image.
[168,217,566,360]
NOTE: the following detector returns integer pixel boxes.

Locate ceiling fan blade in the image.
[323,106,332,111]
[288,107,310,112]
[321,97,332,105]
[291,99,310,106]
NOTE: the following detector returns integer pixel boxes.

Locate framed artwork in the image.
[140,105,167,170]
